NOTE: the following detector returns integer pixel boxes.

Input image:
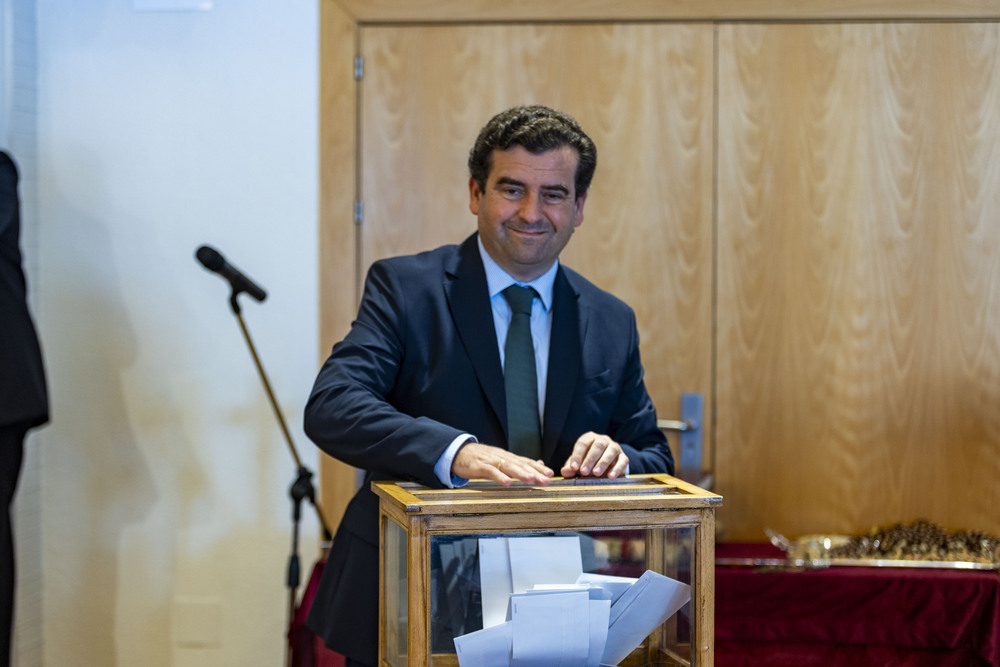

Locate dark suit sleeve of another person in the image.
[0,151,49,431]
[1,149,48,667]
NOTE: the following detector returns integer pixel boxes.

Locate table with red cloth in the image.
[715,542,1000,667]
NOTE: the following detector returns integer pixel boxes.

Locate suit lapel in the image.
[444,235,507,433]
[542,267,583,460]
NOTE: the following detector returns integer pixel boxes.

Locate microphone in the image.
[195,245,267,302]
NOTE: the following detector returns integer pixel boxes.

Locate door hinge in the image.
[354,200,364,225]
[354,55,363,81]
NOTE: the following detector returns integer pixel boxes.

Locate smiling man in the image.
[304,105,674,667]
[471,143,584,282]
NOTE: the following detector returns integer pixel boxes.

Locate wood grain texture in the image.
[334,0,1000,23]
[322,11,1000,546]
[716,22,1000,541]
[359,23,715,454]
[318,0,361,532]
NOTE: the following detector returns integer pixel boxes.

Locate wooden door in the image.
[356,22,716,463]
[321,12,1000,545]
[715,22,1000,540]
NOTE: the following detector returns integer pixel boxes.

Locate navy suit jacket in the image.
[304,233,672,663]
[0,151,48,431]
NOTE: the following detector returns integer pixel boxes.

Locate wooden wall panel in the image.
[358,22,715,460]
[322,8,1000,546]
[716,22,1000,541]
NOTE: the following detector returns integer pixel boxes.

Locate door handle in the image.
[657,393,711,489]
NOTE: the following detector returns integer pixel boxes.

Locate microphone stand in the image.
[225,290,333,667]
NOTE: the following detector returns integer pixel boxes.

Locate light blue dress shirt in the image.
[433,238,558,487]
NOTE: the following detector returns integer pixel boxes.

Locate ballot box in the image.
[373,474,722,666]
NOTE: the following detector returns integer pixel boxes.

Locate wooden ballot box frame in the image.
[373,473,723,666]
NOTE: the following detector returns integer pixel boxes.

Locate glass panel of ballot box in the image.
[374,474,722,667]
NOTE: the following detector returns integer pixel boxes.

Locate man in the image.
[304,105,673,666]
[0,150,49,667]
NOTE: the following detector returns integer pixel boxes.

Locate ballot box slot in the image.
[409,486,685,502]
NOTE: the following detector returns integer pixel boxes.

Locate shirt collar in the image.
[478,235,557,312]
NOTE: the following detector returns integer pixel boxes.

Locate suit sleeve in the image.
[304,260,462,487]
[1,153,18,237]
[608,309,676,476]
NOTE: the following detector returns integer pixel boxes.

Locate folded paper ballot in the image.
[453,623,513,665]
[479,536,583,629]
[455,536,691,666]
[601,570,691,665]
[510,590,590,666]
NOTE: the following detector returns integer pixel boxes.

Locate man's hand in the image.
[452,442,554,486]
[560,431,628,479]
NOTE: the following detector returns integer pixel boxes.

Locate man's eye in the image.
[501,187,523,199]
[543,192,568,204]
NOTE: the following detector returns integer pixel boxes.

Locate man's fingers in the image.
[603,451,629,479]
[452,442,553,485]
[561,432,628,479]
[495,456,551,485]
[560,432,597,477]
[478,456,512,485]
[576,432,610,476]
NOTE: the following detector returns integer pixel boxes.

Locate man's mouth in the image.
[508,226,546,237]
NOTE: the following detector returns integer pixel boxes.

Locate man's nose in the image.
[517,191,544,223]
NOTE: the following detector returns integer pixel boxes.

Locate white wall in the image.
[32,1,321,665]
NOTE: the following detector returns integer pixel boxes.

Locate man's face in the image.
[469,145,587,282]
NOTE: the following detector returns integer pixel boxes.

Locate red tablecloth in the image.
[716,543,1000,667]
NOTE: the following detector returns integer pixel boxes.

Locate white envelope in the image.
[510,590,589,666]
[480,535,584,629]
[479,538,515,628]
[454,621,513,667]
[509,536,583,593]
[601,570,691,666]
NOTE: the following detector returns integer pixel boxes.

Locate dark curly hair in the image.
[468,105,597,199]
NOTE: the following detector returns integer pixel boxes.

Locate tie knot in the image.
[502,285,536,315]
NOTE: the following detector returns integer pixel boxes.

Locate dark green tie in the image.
[502,285,542,460]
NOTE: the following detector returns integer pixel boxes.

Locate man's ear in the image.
[469,177,483,215]
[572,191,588,228]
